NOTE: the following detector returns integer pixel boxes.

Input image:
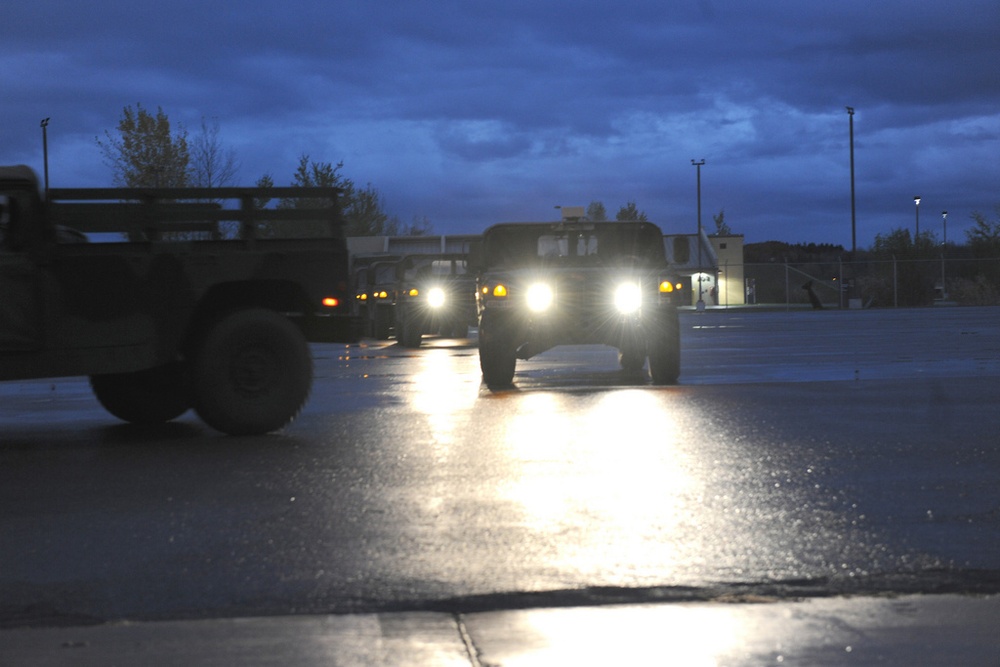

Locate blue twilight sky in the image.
[2,1,998,248]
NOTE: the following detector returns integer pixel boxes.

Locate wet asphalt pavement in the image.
[1,306,999,629]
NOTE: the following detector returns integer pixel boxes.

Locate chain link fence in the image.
[742,257,1000,308]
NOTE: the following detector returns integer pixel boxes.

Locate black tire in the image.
[618,346,646,374]
[479,309,517,388]
[618,326,647,374]
[648,310,681,385]
[90,362,191,425]
[399,314,423,348]
[373,306,393,340]
[192,309,312,435]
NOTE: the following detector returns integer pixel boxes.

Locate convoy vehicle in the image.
[367,258,401,340]
[352,264,372,336]
[475,221,682,387]
[350,255,399,338]
[0,166,356,435]
[394,253,476,347]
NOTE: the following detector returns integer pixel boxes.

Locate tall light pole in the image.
[914,195,921,239]
[40,117,50,197]
[941,210,948,300]
[691,159,706,309]
[846,107,856,257]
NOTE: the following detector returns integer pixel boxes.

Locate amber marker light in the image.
[492,284,508,297]
[322,297,340,307]
[659,281,675,293]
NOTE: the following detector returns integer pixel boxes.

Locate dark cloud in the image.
[2,1,998,246]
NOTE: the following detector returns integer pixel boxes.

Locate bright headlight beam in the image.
[614,282,642,314]
[526,283,554,312]
[428,287,446,308]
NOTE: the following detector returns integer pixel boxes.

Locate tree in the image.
[402,215,433,236]
[280,154,354,208]
[712,208,732,236]
[586,201,607,221]
[615,201,648,222]
[189,117,239,188]
[263,155,405,236]
[870,227,939,306]
[346,183,395,236]
[97,104,189,187]
[966,205,1000,258]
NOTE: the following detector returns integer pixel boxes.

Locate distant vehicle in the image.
[367,259,402,340]
[350,254,400,339]
[0,166,356,435]
[394,253,477,347]
[475,221,683,387]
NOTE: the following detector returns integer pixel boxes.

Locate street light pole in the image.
[846,107,856,258]
[40,117,50,198]
[691,159,706,310]
[914,196,921,239]
[941,210,948,300]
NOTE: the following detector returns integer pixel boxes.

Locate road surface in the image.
[1,306,998,627]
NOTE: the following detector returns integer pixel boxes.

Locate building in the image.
[663,232,745,307]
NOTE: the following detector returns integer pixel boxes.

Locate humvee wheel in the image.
[618,347,646,375]
[192,309,312,435]
[373,307,392,340]
[399,315,423,348]
[648,310,681,385]
[618,327,647,375]
[90,362,191,425]
[478,309,516,388]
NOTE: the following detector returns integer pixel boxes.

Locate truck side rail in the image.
[47,186,344,243]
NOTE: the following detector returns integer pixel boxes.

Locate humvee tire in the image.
[648,310,681,385]
[192,309,312,435]
[90,362,191,425]
[478,309,516,388]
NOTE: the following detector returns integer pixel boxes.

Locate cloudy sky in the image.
[2,1,998,248]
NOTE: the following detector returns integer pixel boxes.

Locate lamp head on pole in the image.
[914,196,921,207]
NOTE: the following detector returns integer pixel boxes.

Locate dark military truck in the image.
[475,221,683,387]
[0,165,356,435]
[394,253,477,347]
[366,258,401,340]
[350,254,399,339]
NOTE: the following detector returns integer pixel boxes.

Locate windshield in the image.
[483,222,666,269]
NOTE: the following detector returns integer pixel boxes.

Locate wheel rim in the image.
[229,345,277,396]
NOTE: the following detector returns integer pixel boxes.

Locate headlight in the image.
[526,283,554,312]
[614,282,642,314]
[427,287,446,308]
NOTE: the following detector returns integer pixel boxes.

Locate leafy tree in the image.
[189,117,239,188]
[586,201,607,221]
[402,215,433,236]
[253,174,275,208]
[615,201,648,222]
[97,104,189,187]
[966,205,1000,258]
[712,208,732,235]
[346,183,395,236]
[279,155,354,209]
[870,227,939,306]
[872,227,938,259]
[263,155,406,236]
